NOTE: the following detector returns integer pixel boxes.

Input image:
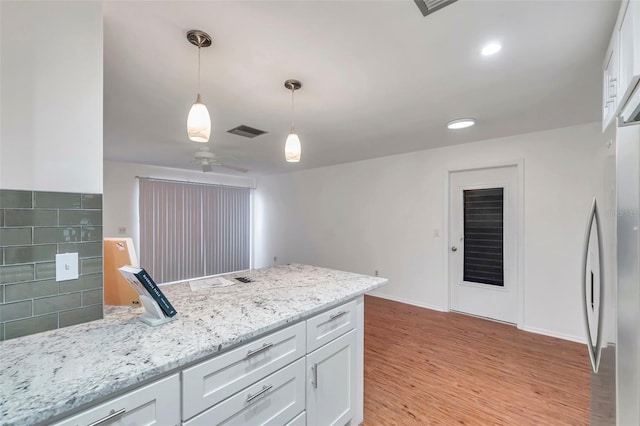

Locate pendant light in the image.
[284,79,302,162]
[186,30,212,143]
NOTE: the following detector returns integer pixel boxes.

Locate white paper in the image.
[189,276,235,291]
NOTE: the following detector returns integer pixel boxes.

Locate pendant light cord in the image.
[291,85,295,128]
[197,45,201,95]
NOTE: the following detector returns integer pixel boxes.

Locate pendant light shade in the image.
[284,79,302,163]
[187,94,211,142]
[285,129,301,162]
[186,30,212,143]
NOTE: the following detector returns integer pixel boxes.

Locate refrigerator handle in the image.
[593,198,605,372]
[581,198,603,373]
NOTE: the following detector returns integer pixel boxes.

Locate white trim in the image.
[523,326,586,345]
[443,159,525,330]
[367,292,447,312]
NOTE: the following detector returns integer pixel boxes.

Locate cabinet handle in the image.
[87,408,126,426]
[312,363,318,389]
[246,384,273,403]
[246,342,273,358]
[329,311,347,321]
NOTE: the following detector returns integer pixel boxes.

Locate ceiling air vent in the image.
[227,125,267,138]
[414,0,458,17]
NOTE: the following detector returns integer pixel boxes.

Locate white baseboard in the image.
[522,326,586,344]
[367,292,447,312]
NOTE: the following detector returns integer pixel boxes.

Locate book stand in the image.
[138,295,177,326]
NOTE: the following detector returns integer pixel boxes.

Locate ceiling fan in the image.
[191,147,248,173]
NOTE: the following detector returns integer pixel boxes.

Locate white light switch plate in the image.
[56,253,79,281]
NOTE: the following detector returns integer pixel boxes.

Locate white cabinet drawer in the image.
[306,300,356,353]
[183,358,306,426]
[53,374,180,426]
[182,322,305,420]
[284,411,306,426]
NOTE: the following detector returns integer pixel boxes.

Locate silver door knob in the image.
[451,246,458,252]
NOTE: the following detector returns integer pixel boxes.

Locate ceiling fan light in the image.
[187,94,211,142]
[285,130,301,162]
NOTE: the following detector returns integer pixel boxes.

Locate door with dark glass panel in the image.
[449,166,519,324]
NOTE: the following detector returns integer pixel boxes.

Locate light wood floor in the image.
[363,296,590,425]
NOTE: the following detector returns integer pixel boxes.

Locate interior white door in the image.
[449,166,519,324]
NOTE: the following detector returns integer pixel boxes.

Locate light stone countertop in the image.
[0,264,387,426]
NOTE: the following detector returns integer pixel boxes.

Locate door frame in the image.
[443,159,525,329]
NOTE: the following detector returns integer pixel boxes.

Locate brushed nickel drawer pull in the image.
[312,363,318,389]
[246,342,273,357]
[329,311,347,321]
[246,384,273,403]
[87,408,126,426]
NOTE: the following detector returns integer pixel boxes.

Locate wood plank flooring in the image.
[363,296,590,425]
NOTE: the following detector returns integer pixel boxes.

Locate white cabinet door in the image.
[306,330,356,426]
[183,358,305,426]
[603,34,619,131]
[618,0,640,106]
[53,374,180,426]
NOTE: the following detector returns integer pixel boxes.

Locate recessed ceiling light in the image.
[481,42,502,56]
[447,118,476,130]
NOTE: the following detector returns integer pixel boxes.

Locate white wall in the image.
[254,122,612,343]
[0,1,103,193]
[103,161,257,256]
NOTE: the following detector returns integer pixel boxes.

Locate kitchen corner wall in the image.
[0,2,103,339]
[0,190,103,341]
[254,122,610,343]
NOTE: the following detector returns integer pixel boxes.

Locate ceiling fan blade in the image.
[202,163,212,173]
[217,163,249,173]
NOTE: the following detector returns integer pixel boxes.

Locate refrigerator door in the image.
[582,198,605,373]
[616,124,640,426]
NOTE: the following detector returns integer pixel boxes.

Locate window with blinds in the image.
[463,187,504,286]
[138,178,250,284]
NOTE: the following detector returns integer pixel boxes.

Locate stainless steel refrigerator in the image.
[584,120,640,426]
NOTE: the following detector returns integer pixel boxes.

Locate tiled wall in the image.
[0,190,103,341]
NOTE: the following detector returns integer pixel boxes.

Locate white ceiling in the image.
[104,0,619,175]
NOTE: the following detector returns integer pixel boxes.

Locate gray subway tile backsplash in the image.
[81,226,102,242]
[33,293,82,316]
[59,305,102,328]
[0,190,33,209]
[0,189,103,340]
[35,262,56,280]
[5,313,58,340]
[80,257,102,275]
[0,227,32,246]
[58,242,102,259]
[59,210,102,226]
[59,273,102,294]
[34,191,82,209]
[5,279,58,302]
[0,264,35,284]
[0,300,32,322]
[81,194,102,209]
[4,244,57,265]
[34,227,81,244]
[82,288,103,306]
[4,209,57,227]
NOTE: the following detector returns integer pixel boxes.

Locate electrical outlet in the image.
[56,253,79,282]
[273,256,278,263]
[118,227,127,235]
[375,270,379,277]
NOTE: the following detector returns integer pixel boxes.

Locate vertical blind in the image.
[463,187,504,286]
[139,178,250,283]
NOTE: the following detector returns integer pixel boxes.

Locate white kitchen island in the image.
[0,264,387,426]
